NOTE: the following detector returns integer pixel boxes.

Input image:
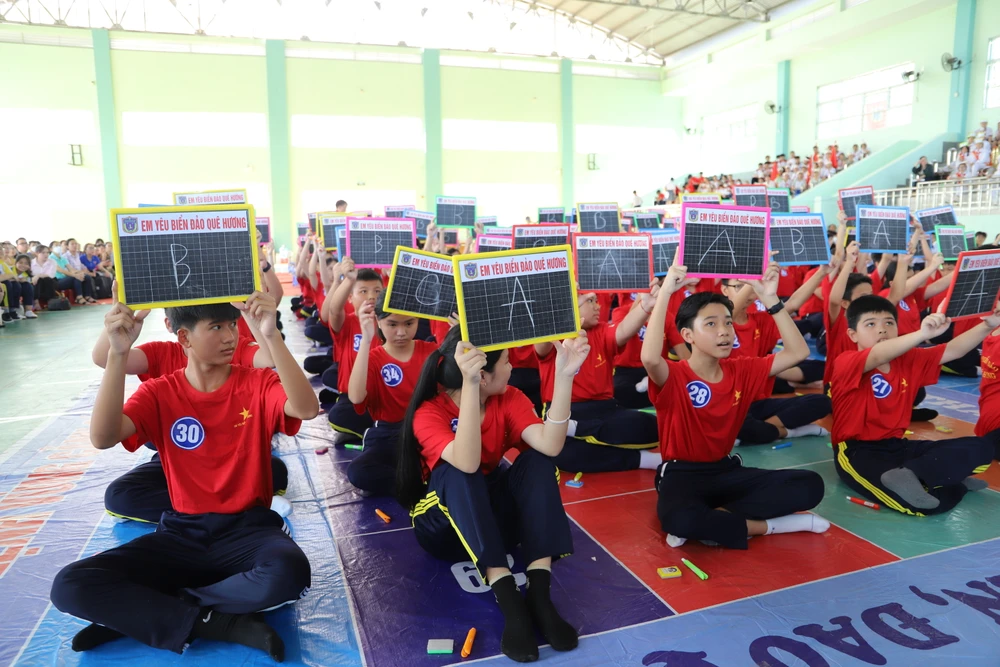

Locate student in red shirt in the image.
[824,242,875,389]
[976,326,1000,459]
[508,343,543,414]
[91,285,286,525]
[347,293,437,496]
[51,291,317,660]
[611,291,688,409]
[830,295,997,515]
[535,284,661,474]
[396,327,590,662]
[322,258,383,444]
[719,274,831,445]
[642,260,829,550]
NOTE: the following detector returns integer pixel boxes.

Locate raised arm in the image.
[829,242,859,321]
[941,306,1000,364]
[237,291,319,420]
[785,262,833,313]
[521,334,591,457]
[885,253,912,306]
[642,262,690,387]
[923,270,954,300]
[901,253,943,300]
[259,258,283,308]
[90,281,151,374]
[348,302,377,406]
[323,257,357,331]
[614,279,659,347]
[439,343,488,474]
[746,261,810,376]
[863,312,949,372]
[90,294,141,449]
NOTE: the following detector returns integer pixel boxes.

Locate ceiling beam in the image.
[566,0,767,22]
[650,15,715,52]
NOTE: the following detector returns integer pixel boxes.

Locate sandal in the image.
[75,296,87,305]
[85,297,97,304]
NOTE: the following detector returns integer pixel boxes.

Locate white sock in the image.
[635,376,649,393]
[733,438,741,447]
[566,419,578,437]
[764,513,830,536]
[665,534,687,548]
[270,495,293,518]
[638,449,662,470]
[785,424,829,438]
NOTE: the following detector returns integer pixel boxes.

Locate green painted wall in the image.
[964,0,1000,132]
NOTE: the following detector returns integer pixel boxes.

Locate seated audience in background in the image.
[30,246,59,306]
[54,238,96,305]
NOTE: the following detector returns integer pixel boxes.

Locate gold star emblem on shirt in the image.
[240,407,252,421]
[733,390,742,406]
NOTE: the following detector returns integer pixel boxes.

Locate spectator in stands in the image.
[860,143,871,158]
[631,190,643,207]
[30,246,59,306]
[654,190,666,205]
[975,232,987,248]
[949,163,968,181]
[667,179,679,203]
[912,156,936,183]
[82,243,113,299]
[55,238,96,305]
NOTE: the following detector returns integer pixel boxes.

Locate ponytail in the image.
[395,327,502,510]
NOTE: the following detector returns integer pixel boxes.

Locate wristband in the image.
[545,413,571,425]
[765,301,785,316]
[262,262,272,273]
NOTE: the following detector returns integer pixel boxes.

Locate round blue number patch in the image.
[381,363,403,387]
[871,373,893,399]
[638,325,647,341]
[353,334,363,352]
[899,300,911,312]
[686,381,712,408]
[171,417,206,450]
[732,335,741,349]
[450,418,459,433]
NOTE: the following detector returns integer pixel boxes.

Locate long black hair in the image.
[396,326,503,510]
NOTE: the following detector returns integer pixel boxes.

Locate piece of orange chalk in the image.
[461,627,476,658]
[375,509,391,524]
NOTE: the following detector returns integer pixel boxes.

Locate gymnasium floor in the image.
[2,300,1000,666]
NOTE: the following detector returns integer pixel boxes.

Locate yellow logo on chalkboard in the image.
[122,217,139,234]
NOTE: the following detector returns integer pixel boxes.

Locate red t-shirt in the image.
[413,387,541,479]
[730,312,780,396]
[823,310,852,387]
[508,344,539,369]
[976,333,1000,437]
[649,356,774,461]
[612,293,643,368]
[430,319,452,345]
[121,366,301,514]
[331,313,380,393]
[830,346,944,443]
[137,337,259,382]
[355,340,436,423]
[879,286,927,336]
[777,266,804,299]
[796,268,824,317]
[299,276,317,308]
[537,321,619,403]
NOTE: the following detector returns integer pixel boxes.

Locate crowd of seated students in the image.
[49,198,1000,664]
[937,121,1000,182]
[668,141,872,203]
[0,236,116,327]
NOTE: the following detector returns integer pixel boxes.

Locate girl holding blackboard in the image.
[346,293,437,496]
[397,327,590,663]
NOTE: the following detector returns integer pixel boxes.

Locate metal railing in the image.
[875,176,1000,214]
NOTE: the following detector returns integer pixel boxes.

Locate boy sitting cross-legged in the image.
[831,295,998,515]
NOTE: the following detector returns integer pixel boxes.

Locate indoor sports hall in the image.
[3,0,1000,665]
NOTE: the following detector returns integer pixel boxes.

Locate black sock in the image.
[525,568,578,651]
[71,623,125,652]
[189,609,285,663]
[490,574,538,663]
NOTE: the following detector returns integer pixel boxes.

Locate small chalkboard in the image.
[385,247,457,322]
[480,225,510,236]
[384,205,415,218]
[454,246,580,352]
[319,212,349,251]
[838,186,875,221]
[436,196,476,228]
[935,225,968,260]
[256,217,271,244]
[404,209,435,239]
[350,210,373,218]
[679,203,770,279]
[791,205,811,213]
[662,217,679,230]
[336,225,347,259]
[732,185,768,209]
[634,212,661,230]
[476,234,513,252]
[650,230,680,277]
[915,206,958,233]
[172,189,247,206]
[769,214,831,266]
[308,212,317,233]
[345,217,417,268]
[577,202,621,233]
[538,207,565,223]
[682,193,722,204]
[941,249,1000,320]
[856,206,910,254]
[443,229,460,246]
[111,205,260,309]
[567,208,577,226]
[477,216,498,227]
[296,222,309,245]
[967,231,979,249]
[512,224,571,250]
[767,188,791,214]
[573,233,653,294]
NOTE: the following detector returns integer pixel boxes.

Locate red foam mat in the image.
[566,490,899,613]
